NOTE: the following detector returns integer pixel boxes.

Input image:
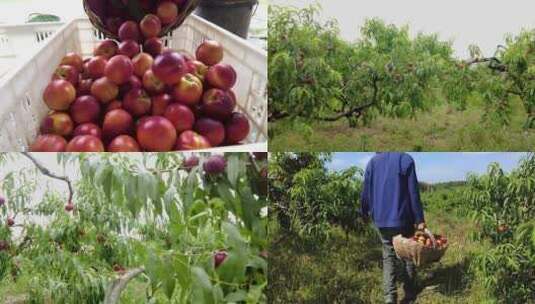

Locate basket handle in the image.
[424,228,437,248]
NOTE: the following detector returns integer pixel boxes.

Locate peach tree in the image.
[465,153,535,301]
[269,5,535,131]
[269,5,456,128]
[269,152,364,243]
[0,152,267,303]
[455,30,535,127]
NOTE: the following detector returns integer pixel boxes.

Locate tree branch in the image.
[268,110,290,122]
[104,267,145,304]
[465,57,507,72]
[21,152,73,203]
[319,76,380,122]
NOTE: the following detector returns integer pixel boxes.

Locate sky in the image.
[270,0,535,58]
[327,152,526,183]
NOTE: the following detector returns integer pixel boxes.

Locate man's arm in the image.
[407,161,425,226]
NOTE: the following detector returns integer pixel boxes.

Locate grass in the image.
[0,271,151,303]
[268,191,495,304]
[269,98,535,151]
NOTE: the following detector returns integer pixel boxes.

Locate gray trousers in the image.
[378,227,417,303]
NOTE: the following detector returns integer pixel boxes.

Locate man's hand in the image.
[416,222,426,231]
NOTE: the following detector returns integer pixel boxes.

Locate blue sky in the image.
[327,153,527,183]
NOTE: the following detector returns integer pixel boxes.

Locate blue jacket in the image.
[360,152,425,228]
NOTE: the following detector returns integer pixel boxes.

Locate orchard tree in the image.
[269,4,535,130]
[269,153,364,243]
[269,5,456,128]
[0,152,267,303]
[457,30,535,127]
[465,153,535,301]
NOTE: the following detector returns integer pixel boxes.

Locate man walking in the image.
[360,152,426,304]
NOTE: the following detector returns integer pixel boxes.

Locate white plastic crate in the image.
[0,22,64,79]
[0,16,267,152]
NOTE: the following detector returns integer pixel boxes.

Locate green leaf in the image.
[174,253,191,291]
[216,250,247,284]
[222,222,246,250]
[191,267,215,304]
[226,154,244,187]
[224,290,248,302]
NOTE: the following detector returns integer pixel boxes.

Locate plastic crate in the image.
[0,16,267,152]
[0,22,64,79]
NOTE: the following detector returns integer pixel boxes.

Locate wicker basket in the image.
[393,230,448,267]
[83,0,200,40]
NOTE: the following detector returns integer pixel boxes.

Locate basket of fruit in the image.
[393,229,448,267]
[0,14,267,152]
[83,0,199,40]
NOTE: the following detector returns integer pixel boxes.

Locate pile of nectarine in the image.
[32,35,250,151]
[410,231,448,248]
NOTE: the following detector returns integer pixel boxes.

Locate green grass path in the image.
[268,206,494,303]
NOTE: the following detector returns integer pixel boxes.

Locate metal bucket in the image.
[194,0,258,38]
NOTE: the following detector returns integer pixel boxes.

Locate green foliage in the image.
[269,153,535,303]
[269,153,364,244]
[269,5,535,131]
[0,153,268,303]
[269,5,457,127]
[464,154,535,302]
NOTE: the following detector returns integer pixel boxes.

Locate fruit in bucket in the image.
[118,21,140,42]
[52,65,79,86]
[91,77,119,103]
[73,123,102,138]
[105,55,134,85]
[164,103,195,133]
[94,39,118,59]
[108,135,141,152]
[102,109,134,141]
[225,112,250,144]
[173,73,203,105]
[136,116,177,152]
[144,38,163,57]
[61,53,84,72]
[175,130,211,150]
[40,111,74,137]
[37,35,252,151]
[118,40,141,58]
[70,95,101,124]
[194,118,225,147]
[43,80,76,111]
[140,14,162,38]
[411,232,448,249]
[142,69,166,94]
[123,88,152,117]
[157,1,179,25]
[196,40,224,66]
[31,134,68,152]
[201,89,235,121]
[152,51,187,85]
[85,56,108,79]
[132,53,154,77]
[151,94,172,116]
[66,135,105,152]
[206,63,237,90]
